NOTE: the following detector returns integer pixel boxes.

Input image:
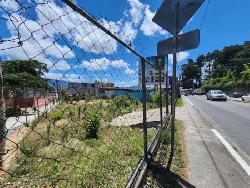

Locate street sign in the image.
[152,0,205,35]
[157,29,200,56]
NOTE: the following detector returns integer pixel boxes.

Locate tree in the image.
[196,55,206,85]
[181,59,201,88]
[0,60,51,109]
[1,60,49,90]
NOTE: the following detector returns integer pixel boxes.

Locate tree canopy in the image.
[1,60,50,93]
[181,41,250,90]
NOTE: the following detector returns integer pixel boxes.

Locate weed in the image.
[85,109,101,139]
[51,110,63,121]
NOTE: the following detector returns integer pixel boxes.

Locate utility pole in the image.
[0,65,6,168]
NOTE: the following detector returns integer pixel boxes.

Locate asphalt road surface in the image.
[185,95,250,157]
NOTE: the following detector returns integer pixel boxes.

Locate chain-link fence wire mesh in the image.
[0,0,168,187]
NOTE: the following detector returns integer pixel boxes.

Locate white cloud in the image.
[81,58,111,71]
[0,10,74,66]
[48,60,71,70]
[43,72,84,83]
[125,68,136,75]
[119,21,138,42]
[140,5,167,36]
[168,52,190,64]
[111,60,129,69]
[80,57,136,76]
[115,79,138,87]
[1,0,172,82]
[43,72,64,80]
[127,0,145,26]
[0,0,19,11]
[35,2,118,54]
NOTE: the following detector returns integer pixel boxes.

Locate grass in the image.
[176,98,184,107]
[4,127,153,187]
[144,120,187,187]
[1,96,155,187]
[148,97,184,109]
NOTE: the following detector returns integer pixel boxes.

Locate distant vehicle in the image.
[193,88,206,95]
[242,95,250,102]
[206,90,227,101]
[180,89,191,96]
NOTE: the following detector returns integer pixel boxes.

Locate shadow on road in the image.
[145,161,195,188]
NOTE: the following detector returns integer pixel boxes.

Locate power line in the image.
[200,0,212,30]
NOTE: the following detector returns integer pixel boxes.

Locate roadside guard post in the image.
[153,0,204,169]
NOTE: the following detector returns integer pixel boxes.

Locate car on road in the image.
[193,88,206,95]
[206,90,227,101]
[242,95,250,102]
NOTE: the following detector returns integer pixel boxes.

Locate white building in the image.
[138,56,167,89]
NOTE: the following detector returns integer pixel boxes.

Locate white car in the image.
[206,90,227,101]
[242,95,250,102]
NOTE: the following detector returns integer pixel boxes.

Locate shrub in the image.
[161,129,171,145]
[51,110,63,121]
[150,91,161,106]
[5,107,21,117]
[85,109,101,139]
[31,115,43,127]
[107,95,138,120]
[20,140,36,155]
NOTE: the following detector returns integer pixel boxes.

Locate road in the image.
[185,95,250,157]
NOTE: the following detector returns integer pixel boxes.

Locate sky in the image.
[0,0,250,87]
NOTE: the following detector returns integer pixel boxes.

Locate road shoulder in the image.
[176,99,250,188]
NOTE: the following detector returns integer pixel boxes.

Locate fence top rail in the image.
[60,0,166,75]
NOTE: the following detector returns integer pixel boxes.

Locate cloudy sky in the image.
[0,0,250,87]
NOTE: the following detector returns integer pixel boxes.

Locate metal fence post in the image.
[141,58,147,161]
[158,57,163,126]
[165,55,169,116]
[45,99,47,118]
[0,65,6,168]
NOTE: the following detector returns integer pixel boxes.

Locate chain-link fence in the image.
[0,0,171,187]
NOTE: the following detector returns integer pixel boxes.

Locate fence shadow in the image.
[145,160,196,188]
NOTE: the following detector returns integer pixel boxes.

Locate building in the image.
[138,56,167,90]
[66,81,115,99]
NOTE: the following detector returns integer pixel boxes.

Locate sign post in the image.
[153,0,204,169]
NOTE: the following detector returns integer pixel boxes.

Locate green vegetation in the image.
[202,64,250,90]
[181,41,250,91]
[176,98,184,107]
[107,95,140,121]
[1,60,51,93]
[51,110,64,121]
[2,95,154,187]
[148,91,184,109]
[84,108,101,138]
[145,120,186,187]
[1,60,52,117]
[5,107,22,117]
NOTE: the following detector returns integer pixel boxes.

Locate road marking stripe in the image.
[211,129,250,176]
[184,96,194,106]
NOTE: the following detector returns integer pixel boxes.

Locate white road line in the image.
[211,129,250,176]
[184,96,194,106]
